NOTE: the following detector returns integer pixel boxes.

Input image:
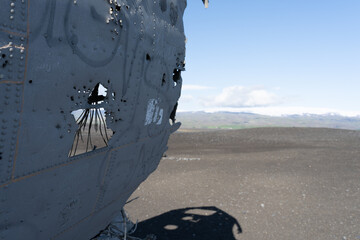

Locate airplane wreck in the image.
[0,0,208,239]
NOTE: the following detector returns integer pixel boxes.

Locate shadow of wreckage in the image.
[132,206,242,240]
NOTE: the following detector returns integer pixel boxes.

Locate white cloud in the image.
[204,86,280,108]
[182,84,213,90]
[179,94,195,103]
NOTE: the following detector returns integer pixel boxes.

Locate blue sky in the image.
[180,0,360,116]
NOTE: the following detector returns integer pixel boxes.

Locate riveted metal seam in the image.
[11,0,30,180]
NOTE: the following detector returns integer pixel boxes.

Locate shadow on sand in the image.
[133,206,242,240]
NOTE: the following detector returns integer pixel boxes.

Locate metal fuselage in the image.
[0,0,186,239]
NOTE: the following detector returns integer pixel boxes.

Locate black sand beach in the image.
[125,127,360,240]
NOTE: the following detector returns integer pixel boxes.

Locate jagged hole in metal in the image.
[172,68,181,87]
[69,83,113,157]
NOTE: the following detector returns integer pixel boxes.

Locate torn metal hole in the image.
[69,83,113,157]
[172,68,181,86]
[87,83,107,104]
[169,102,178,124]
[2,60,8,68]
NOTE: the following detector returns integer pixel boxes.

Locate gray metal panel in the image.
[1,0,186,239]
[0,152,103,239]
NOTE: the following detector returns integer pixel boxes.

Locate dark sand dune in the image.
[125,127,360,240]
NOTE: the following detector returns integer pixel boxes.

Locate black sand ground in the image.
[125,127,360,240]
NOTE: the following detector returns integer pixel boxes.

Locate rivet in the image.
[10,16,14,20]
[10,2,15,7]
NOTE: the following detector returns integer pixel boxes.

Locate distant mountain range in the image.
[176,111,360,130]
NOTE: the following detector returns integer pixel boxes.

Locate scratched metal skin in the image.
[0,0,186,239]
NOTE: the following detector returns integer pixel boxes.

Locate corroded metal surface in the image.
[0,0,186,239]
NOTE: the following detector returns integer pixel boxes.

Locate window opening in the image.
[69,83,113,157]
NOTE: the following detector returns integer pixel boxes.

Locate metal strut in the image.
[94,209,157,240]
